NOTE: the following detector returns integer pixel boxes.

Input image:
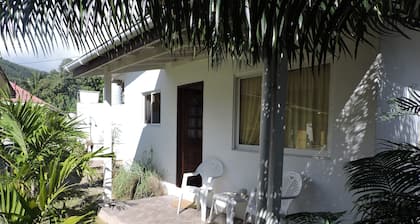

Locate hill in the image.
[0,58,46,82]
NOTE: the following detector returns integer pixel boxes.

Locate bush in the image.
[113,162,163,200]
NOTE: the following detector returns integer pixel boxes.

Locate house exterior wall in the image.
[377,30,420,147]
[105,42,380,216]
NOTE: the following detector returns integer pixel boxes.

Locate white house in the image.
[66,29,420,219]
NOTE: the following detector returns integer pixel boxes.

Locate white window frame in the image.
[233,68,332,158]
[144,91,161,125]
[234,73,262,152]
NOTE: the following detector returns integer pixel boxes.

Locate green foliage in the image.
[0,58,46,81]
[2,58,103,113]
[0,149,110,223]
[143,0,420,67]
[113,162,163,200]
[0,98,113,223]
[392,88,420,115]
[1,1,419,67]
[24,60,103,113]
[345,87,420,224]
[285,211,345,224]
[345,144,420,224]
[0,98,85,187]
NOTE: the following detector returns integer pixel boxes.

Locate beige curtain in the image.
[239,77,261,145]
[285,66,330,149]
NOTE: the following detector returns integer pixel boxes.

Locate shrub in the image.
[113,162,163,200]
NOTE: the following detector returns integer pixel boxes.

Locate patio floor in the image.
[97,195,242,224]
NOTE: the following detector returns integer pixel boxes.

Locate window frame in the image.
[234,73,263,152]
[233,67,332,158]
[144,91,161,125]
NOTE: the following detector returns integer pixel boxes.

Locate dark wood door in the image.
[177,82,203,187]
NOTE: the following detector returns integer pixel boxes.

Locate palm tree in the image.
[1,1,420,222]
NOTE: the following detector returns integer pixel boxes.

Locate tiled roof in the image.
[9,82,46,104]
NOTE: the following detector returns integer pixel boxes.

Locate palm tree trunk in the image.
[257,50,288,223]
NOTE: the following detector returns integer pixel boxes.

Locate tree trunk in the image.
[257,51,288,223]
[268,53,288,220]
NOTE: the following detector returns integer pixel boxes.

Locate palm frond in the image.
[1,1,420,67]
[139,0,420,66]
[344,146,420,223]
[0,184,35,223]
[0,99,86,182]
[285,211,345,224]
[0,0,142,54]
[393,88,420,115]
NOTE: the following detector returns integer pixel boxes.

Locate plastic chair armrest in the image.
[279,195,298,200]
[181,172,196,188]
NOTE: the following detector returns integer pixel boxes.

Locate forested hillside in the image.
[1,58,103,112]
[0,58,46,81]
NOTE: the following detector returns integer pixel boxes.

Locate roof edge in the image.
[64,17,153,73]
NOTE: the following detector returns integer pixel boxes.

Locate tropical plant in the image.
[1,0,420,221]
[0,148,110,223]
[0,97,113,223]
[285,211,344,224]
[393,87,420,115]
[0,96,85,189]
[344,89,420,224]
[345,142,420,224]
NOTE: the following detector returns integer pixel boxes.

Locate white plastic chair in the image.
[244,171,303,223]
[279,171,303,214]
[177,159,224,222]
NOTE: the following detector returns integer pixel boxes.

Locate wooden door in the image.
[177,82,203,187]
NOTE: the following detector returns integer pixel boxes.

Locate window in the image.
[237,66,330,150]
[145,92,160,124]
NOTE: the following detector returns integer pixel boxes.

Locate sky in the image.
[0,46,82,72]
[0,35,84,72]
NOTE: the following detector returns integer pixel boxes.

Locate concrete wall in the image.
[105,41,382,219]
[376,30,420,148]
[77,98,130,160]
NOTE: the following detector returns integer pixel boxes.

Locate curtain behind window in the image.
[239,77,261,145]
[145,94,151,123]
[238,66,329,149]
[285,66,329,149]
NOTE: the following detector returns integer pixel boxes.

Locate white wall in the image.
[377,30,420,147]
[77,103,106,151]
[109,41,381,219]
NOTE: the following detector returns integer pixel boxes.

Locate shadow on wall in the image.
[376,48,420,148]
[292,53,420,218]
[289,53,385,215]
[335,53,384,162]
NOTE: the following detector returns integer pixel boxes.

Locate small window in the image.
[236,65,330,150]
[145,92,161,124]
